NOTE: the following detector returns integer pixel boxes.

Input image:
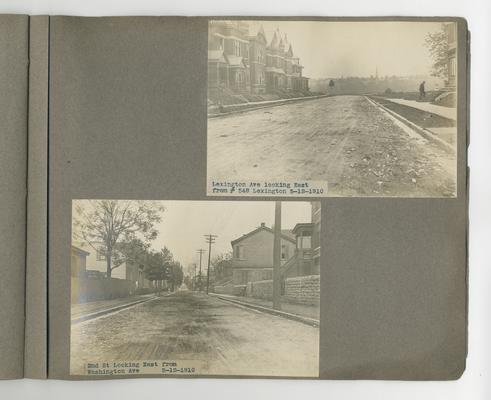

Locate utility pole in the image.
[204,234,218,294]
[196,249,206,292]
[193,263,197,291]
[273,201,282,310]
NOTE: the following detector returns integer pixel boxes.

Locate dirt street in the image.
[207,95,456,197]
[71,291,319,377]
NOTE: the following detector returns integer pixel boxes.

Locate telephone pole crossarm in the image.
[196,249,206,292]
[204,234,218,294]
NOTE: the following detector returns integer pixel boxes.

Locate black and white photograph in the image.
[70,200,320,377]
[207,20,458,197]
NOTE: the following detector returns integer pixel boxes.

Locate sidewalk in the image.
[382,98,456,121]
[71,293,157,322]
[208,94,329,118]
[211,293,319,321]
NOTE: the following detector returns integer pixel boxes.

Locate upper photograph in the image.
[207,20,458,197]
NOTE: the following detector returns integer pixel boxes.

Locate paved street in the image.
[71,290,319,377]
[207,95,456,197]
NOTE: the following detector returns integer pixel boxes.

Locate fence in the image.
[71,277,135,303]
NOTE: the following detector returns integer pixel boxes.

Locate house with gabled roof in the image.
[208,20,309,99]
[230,222,297,285]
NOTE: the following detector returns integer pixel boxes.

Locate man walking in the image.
[419,81,426,100]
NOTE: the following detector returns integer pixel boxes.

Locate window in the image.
[96,247,106,261]
[449,58,457,77]
[263,270,272,280]
[235,245,245,260]
[240,270,249,284]
[281,244,289,260]
[235,40,241,56]
[297,235,312,250]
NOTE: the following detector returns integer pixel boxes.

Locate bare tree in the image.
[73,200,165,277]
[424,24,449,81]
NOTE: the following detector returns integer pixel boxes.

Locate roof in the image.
[278,37,285,50]
[281,229,296,241]
[225,54,245,67]
[71,245,90,256]
[250,25,268,45]
[231,225,296,246]
[269,31,279,49]
[208,50,227,63]
[292,223,313,235]
[286,44,294,57]
[258,25,267,42]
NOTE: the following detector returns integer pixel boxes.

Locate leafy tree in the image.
[112,238,150,272]
[169,261,184,291]
[212,252,233,283]
[424,25,449,81]
[73,200,164,277]
[183,275,193,290]
[143,248,173,294]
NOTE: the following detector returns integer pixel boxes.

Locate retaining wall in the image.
[214,283,247,296]
[284,275,320,305]
[243,275,320,305]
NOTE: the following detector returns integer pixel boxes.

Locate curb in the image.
[365,96,455,154]
[208,94,330,119]
[71,295,159,324]
[210,293,320,328]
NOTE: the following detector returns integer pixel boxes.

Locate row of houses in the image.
[208,20,309,97]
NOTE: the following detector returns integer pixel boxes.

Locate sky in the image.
[73,200,312,276]
[151,201,311,274]
[245,21,445,79]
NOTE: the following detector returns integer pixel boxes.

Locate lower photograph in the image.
[70,199,321,378]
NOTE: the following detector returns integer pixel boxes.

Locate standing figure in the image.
[419,81,426,100]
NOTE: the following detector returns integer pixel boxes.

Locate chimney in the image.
[260,222,266,227]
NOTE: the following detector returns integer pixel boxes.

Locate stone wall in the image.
[246,280,273,300]
[214,283,247,296]
[242,275,320,305]
[284,275,320,305]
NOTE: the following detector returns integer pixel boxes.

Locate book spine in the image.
[24,15,50,379]
[0,14,29,380]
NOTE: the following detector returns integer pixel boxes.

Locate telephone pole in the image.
[204,234,218,294]
[273,201,282,310]
[193,263,197,291]
[196,249,206,292]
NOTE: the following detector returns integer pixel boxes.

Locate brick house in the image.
[230,222,296,284]
[208,20,309,98]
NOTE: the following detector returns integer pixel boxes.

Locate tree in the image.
[212,252,233,283]
[142,248,183,293]
[169,261,184,291]
[112,238,150,272]
[73,200,165,277]
[424,25,449,81]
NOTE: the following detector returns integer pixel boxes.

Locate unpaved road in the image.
[71,291,319,377]
[207,95,456,197]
